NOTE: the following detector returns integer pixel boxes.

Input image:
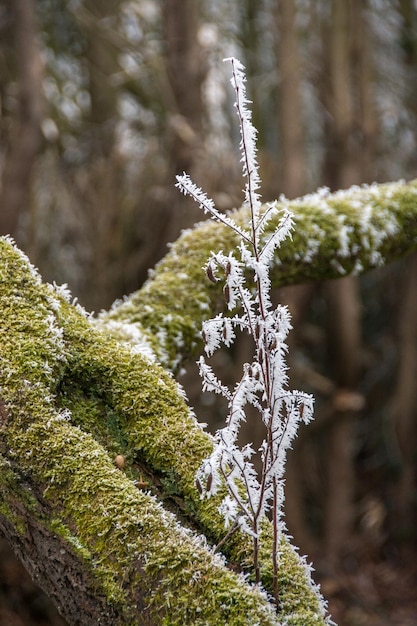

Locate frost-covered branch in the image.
[176,173,252,245]
[177,58,316,606]
[226,56,262,226]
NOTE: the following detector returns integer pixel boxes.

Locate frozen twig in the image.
[176,57,314,606]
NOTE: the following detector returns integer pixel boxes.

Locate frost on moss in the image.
[101,178,417,371]
[0,235,327,624]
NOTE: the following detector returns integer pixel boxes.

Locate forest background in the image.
[0,1,417,625]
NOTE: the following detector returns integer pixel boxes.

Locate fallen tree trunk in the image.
[1,179,416,624]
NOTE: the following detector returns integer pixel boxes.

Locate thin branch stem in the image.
[180,57,314,610]
[176,173,253,246]
[272,478,280,605]
[213,521,240,552]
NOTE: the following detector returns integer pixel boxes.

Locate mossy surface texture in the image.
[0,236,327,624]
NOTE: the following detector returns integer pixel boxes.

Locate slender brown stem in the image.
[253,525,260,585]
[272,477,280,606]
[214,521,240,552]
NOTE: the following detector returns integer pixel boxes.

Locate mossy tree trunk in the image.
[1,180,417,625]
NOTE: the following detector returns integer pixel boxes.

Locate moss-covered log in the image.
[1,179,417,624]
[100,179,417,371]
[0,236,328,625]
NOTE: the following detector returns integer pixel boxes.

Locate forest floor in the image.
[1,536,416,626]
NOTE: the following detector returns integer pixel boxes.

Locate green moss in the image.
[0,237,287,624]
[50,287,329,623]
[4,386,281,622]
[56,381,131,465]
[49,518,92,561]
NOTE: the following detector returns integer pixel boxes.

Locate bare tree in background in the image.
[391,0,417,550]
[276,0,306,200]
[320,0,368,568]
[0,0,43,238]
[76,0,125,311]
[163,0,207,239]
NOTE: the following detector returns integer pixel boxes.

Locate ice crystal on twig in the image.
[176,57,314,606]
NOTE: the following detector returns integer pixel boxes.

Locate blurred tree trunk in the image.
[322,1,356,189]
[163,0,204,175]
[353,0,378,182]
[274,0,316,559]
[392,0,417,547]
[239,0,263,137]
[84,0,120,154]
[323,276,361,567]
[73,0,124,311]
[280,285,317,560]
[321,0,373,568]
[392,253,417,548]
[276,0,306,200]
[0,0,43,239]
[163,0,206,238]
